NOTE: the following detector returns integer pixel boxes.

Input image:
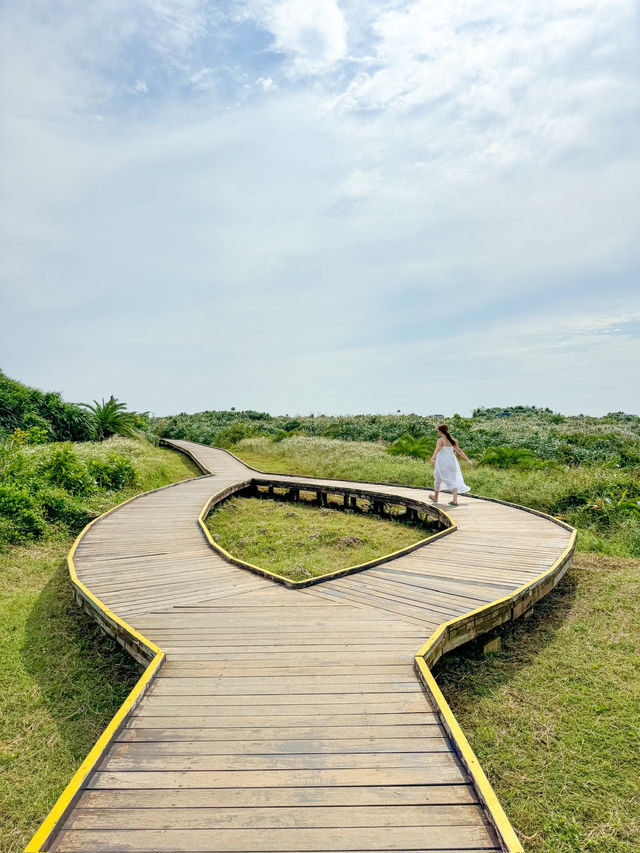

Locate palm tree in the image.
[480,446,539,468]
[81,396,140,440]
[386,434,435,460]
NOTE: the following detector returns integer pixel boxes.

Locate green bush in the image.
[81,396,141,440]
[481,446,539,468]
[38,486,92,530]
[0,370,95,441]
[0,483,46,542]
[41,446,93,495]
[386,434,436,460]
[213,423,265,447]
[88,455,137,490]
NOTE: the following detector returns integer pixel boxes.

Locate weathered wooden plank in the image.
[52,826,498,853]
[64,803,486,829]
[89,764,468,789]
[69,783,481,809]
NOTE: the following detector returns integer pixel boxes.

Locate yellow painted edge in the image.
[414,656,524,852]
[415,527,576,851]
[22,477,209,852]
[416,527,577,658]
[197,483,456,588]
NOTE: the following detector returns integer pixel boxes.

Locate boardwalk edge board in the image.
[25,440,576,853]
[197,478,456,589]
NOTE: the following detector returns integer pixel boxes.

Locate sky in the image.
[1,0,639,417]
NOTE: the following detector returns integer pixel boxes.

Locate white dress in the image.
[434,445,470,494]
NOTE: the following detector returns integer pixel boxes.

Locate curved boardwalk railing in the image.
[27,439,575,853]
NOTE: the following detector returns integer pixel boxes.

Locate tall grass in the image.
[234,436,640,557]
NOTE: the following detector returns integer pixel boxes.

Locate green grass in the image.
[232,436,640,557]
[0,444,200,853]
[205,495,425,581]
[435,553,640,853]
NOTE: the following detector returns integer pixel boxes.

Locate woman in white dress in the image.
[429,424,473,506]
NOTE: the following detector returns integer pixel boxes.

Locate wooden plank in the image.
[100,751,460,771]
[64,803,486,829]
[89,764,468,789]
[109,736,449,756]
[121,723,442,740]
[50,825,498,851]
[71,784,481,808]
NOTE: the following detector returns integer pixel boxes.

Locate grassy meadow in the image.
[205,494,426,581]
[231,434,640,558]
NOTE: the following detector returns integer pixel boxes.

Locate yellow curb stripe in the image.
[197,483,456,588]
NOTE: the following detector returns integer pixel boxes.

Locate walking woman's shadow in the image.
[21,558,141,766]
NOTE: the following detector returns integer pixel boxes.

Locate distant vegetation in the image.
[0,370,95,442]
[152,405,640,467]
[0,371,149,444]
[231,435,640,558]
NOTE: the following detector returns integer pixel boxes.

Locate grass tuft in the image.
[206,495,425,581]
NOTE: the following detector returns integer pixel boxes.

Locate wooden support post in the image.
[268,485,274,497]
[350,496,358,510]
[483,636,501,654]
[321,491,329,506]
[343,494,349,508]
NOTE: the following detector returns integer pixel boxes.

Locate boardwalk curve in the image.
[27,440,575,853]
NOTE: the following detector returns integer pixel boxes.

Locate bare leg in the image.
[431,490,439,502]
[451,489,458,505]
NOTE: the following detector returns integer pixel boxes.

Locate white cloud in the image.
[258,0,348,75]
[257,76,277,91]
[190,67,216,89]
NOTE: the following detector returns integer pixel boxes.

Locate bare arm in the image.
[429,438,443,466]
[455,444,472,464]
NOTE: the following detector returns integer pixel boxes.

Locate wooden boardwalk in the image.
[28,440,575,853]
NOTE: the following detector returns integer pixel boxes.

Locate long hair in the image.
[437,423,457,446]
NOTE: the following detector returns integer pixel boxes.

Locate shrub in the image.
[0,483,46,542]
[0,370,95,441]
[11,426,50,445]
[480,446,539,468]
[213,423,265,447]
[386,434,436,460]
[272,429,303,443]
[41,446,93,495]
[38,486,92,530]
[88,455,137,490]
[81,396,140,440]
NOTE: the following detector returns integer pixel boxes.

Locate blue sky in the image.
[1,0,639,416]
